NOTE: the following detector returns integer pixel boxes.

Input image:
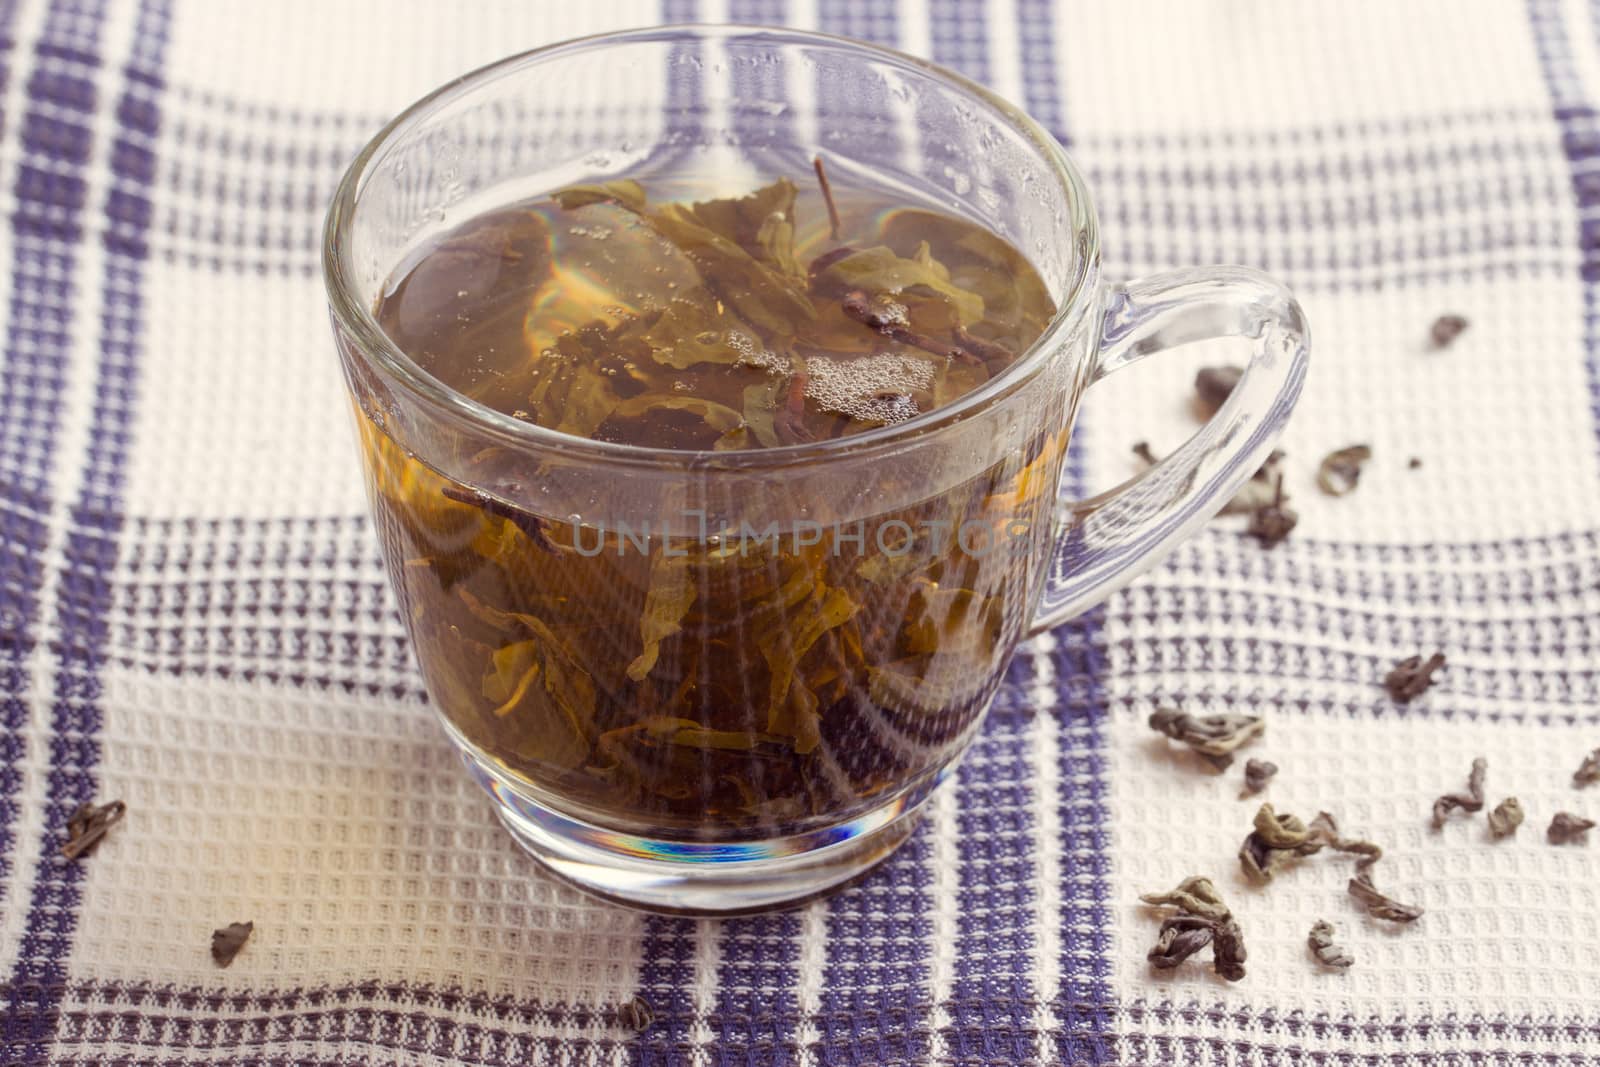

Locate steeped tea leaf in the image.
[816,245,985,325]
[627,555,698,682]
[552,179,649,213]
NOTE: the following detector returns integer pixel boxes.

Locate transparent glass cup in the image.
[323,25,1308,913]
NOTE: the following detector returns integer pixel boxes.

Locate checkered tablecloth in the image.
[2,1,1599,1064]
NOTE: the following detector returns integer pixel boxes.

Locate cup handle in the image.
[1028,266,1311,634]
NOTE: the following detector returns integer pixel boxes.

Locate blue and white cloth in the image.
[2,1,1599,1063]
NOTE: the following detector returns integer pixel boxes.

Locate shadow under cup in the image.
[323,26,1097,913]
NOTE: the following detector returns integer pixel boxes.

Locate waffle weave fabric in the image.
[1,1,1598,1064]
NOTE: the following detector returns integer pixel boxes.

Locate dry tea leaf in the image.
[1487,797,1524,839]
[1146,914,1215,969]
[211,921,253,968]
[1219,450,1286,516]
[618,994,655,1033]
[1348,871,1424,923]
[1384,652,1446,703]
[1408,457,1423,469]
[1243,758,1278,794]
[1432,756,1487,828]
[1316,444,1372,497]
[1148,708,1264,770]
[1139,874,1233,924]
[1307,919,1354,970]
[1548,812,1596,844]
[1306,811,1383,873]
[1195,365,1242,415]
[1244,474,1297,548]
[1239,803,1324,882]
[1574,748,1600,787]
[1429,314,1468,348]
[1131,441,1160,467]
[1140,876,1246,981]
[60,799,125,861]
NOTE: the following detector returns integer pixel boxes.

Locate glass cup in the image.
[323,25,1308,913]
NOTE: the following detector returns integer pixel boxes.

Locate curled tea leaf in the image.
[1211,918,1248,982]
[1306,811,1382,872]
[1432,756,1487,829]
[1195,365,1242,416]
[1348,871,1424,923]
[1487,797,1524,839]
[1140,876,1245,981]
[60,799,126,861]
[1307,920,1354,970]
[1147,915,1215,969]
[211,921,253,968]
[618,994,655,1033]
[1384,652,1446,703]
[1574,748,1600,787]
[1244,474,1297,548]
[1139,875,1233,924]
[1316,444,1372,497]
[1548,811,1596,844]
[1219,450,1286,516]
[1239,803,1323,883]
[1242,758,1277,794]
[1148,708,1264,770]
[1430,314,1469,348]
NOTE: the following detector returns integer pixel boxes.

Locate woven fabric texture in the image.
[1,1,1598,1064]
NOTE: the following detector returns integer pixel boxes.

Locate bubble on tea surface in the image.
[804,353,934,424]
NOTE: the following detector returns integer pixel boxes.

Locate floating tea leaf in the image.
[1432,756,1487,828]
[1384,652,1446,703]
[1574,748,1600,787]
[1487,797,1524,839]
[1242,758,1277,794]
[1316,444,1372,497]
[1195,365,1243,415]
[618,994,655,1033]
[211,921,253,968]
[1430,314,1469,348]
[1244,474,1297,548]
[1148,708,1264,770]
[1307,919,1354,970]
[1548,812,1596,844]
[60,799,125,861]
[813,155,841,240]
[1348,871,1424,923]
[1140,875,1245,981]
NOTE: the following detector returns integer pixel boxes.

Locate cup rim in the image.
[322,23,1099,470]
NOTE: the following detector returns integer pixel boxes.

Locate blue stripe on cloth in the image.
[0,0,106,977]
[1047,610,1115,1064]
[0,0,171,1061]
[0,0,44,955]
[635,915,701,1066]
[728,0,785,23]
[1529,0,1600,509]
[1015,0,1067,146]
[927,0,989,83]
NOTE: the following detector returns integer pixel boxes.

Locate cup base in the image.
[459,747,936,914]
